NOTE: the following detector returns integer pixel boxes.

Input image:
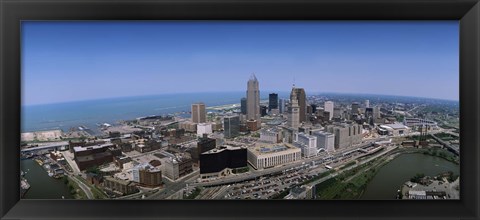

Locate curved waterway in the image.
[361,153,459,200]
[21,159,74,199]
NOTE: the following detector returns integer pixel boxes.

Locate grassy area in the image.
[301,170,335,185]
[74,175,108,199]
[340,161,356,170]
[315,159,385,200]
[184,187,202,199]
[63,176,88,199]
[422,147,459,165]
[271,189,290,199]
[233,167,250,174]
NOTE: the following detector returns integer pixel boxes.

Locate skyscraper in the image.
[246,74,261,127]
[364,100,370,108]
[240,97,247,115]
[268,93,278,111]
[288,94,300,129]
[290,87,307,123]
[191,102,206,123]
[278,99,286,114]
[324,101,334,120]
[224,115,240,139]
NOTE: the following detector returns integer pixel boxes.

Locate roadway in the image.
[69,176,94,199]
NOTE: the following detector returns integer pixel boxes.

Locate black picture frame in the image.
[1,0,479,219]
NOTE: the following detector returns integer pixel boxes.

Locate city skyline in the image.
[22,21,459,105]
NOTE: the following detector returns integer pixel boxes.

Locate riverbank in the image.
[360,148,460,199]
[313,146,460,200]
[21,159,74,199]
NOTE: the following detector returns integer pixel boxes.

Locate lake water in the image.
[22,92,277,133]
[21,159,74,199]
[361,153,460,199]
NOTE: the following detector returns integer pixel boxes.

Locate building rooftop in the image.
[380,123,408,130]
[249,143,299,156]
[202,145,245,155]
[73,143,114,152]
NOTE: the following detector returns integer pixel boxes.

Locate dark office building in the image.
[268,93,278,111]
[240,97,247,115]
[311,104,317,113]
[200,146,247,175]
[224,115,240,139]
[260,105,268,117]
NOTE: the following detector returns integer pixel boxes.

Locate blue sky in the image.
[22,21,459,105]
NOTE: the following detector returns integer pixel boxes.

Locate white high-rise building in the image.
[294,132,317,158]
[324,101,334,120]
[197,123,213,137]
[246,74,261,127]
[312,131,335,152]
[365,100,370,108]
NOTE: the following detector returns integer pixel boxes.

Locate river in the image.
[21,159,74,199]
[361,153,460,199]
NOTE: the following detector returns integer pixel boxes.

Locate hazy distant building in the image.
[246,74,261,127]
[374,106,381,119]
[365,100,370,108]
[191,103,206,123]
[326,123,363,149]
[324,101,334,120]
[259,128,282,143]
[269,93,278,111]
[278,99,286,114]
[333,107,342,119]
[260,106,268,117]
[311,104,317,114]
[312,131,335,152]
[290,87,307,123]
[224,115,240,139]
[351,102,360,115]
[288,94,300,129]
[240,97,247,115]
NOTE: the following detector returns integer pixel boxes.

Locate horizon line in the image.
[23,91,459,107]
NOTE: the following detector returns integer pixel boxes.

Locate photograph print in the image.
[20,21,460,200]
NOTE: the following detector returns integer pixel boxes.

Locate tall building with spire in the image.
[290,86,307,123]
[288,92,300,129]
[246,73,261,127]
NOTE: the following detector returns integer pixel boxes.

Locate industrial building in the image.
[103,176,138,196]
[73,143,115,170]
[162,155,193,181]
